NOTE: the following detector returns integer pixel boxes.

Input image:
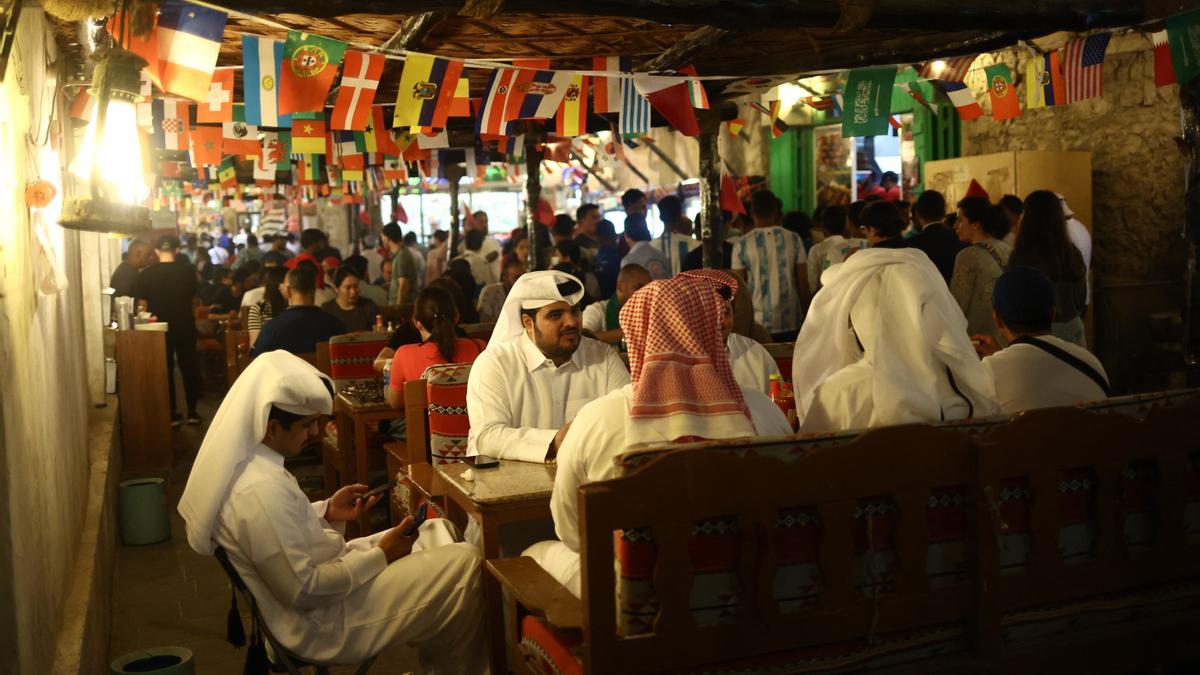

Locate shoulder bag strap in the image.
[1011,336,1111,397]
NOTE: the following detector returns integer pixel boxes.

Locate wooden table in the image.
[332,391,398,534]
[436,460,556,675]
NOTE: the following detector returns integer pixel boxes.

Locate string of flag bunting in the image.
[77,0,1200,198]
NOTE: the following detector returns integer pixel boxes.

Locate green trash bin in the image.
[110,646,194,674]
[119,478,170,545]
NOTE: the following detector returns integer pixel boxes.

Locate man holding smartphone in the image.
[179,352,487,672]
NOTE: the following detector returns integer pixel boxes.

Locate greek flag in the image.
[619,78,651,138]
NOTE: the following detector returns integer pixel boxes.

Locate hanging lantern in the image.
[60,46,152,234]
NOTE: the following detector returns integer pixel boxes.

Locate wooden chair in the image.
[974,404,1200,673]
[213,547,375,675]
[385,378,438,525]
[490,424,980,674]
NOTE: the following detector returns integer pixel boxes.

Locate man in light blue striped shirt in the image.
[656,195,701,276]
[732,190,809,341]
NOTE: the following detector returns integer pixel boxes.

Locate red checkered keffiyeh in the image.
[620,271,755,445]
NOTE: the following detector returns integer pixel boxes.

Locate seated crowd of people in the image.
[144,182,1107,670]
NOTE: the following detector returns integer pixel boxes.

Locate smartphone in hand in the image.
[402,502,428,536]
[357,479,397,504]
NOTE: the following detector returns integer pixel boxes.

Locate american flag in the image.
[1063,32,1112,104]
[919,54,976,82]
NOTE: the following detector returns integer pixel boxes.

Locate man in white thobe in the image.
[179,352,487,672]
[792,248,998,434]
[466,270,630,463]
[677,269,780,395]
[525,273,791,595]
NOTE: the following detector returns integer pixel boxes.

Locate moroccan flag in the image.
[155,0,227,102]
[720,174,745,216]
[447,78,471,118]
[331,51,386,131]
[1167,10,1200,86]
[189,125,222,168]
[218,157,237,189]
[278,31,347,114]
[242,35,291,128]
[634,75,700,136]
[152,99,190,151]
[593,56,630,114]
[556,73,589,137]
[196,68,234,123]
[291,112,326,155]
[478,68,521,135]
[1154,31,1176,87]
[940,81,983,120]
[393,54,464,130]
[984,64,1021,120]
[841,66,897,137]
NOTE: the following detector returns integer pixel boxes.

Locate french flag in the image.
[155,0,227,103]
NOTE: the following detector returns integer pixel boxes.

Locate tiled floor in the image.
[108,368,417,673]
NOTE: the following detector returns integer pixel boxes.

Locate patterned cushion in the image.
[328,334,388,390]
[519,616,583,675]
[424,363,473,464]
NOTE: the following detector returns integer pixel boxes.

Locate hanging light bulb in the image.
[60,46,152,233]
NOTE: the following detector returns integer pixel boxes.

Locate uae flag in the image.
[278,31,347,114]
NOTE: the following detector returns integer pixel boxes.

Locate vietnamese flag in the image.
[984,64,1021,121]
[278,31,347,114]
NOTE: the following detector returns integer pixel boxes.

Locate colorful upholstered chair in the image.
[422,363,473,464]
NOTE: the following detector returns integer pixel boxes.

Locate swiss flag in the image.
[197,70,234,123]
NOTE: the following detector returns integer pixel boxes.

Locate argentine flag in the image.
[242,35,292,128]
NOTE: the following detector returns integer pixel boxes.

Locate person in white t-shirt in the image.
[732,189,809,341]
[807,204,867,293]
[974,266,1109,413]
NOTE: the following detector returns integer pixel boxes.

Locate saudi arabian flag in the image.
[1167,9,1200,86]
[841,66,897,138]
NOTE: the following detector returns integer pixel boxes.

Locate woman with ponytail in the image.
[384,285,485,408]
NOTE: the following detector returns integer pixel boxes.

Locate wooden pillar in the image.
[446,163,465,258]
[1178,76,1200,367]
[698,108,722,270]
[525,129,545,271]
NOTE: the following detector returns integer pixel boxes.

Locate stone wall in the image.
[963,33,1185,282]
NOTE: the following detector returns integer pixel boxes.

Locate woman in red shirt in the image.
[385,285,484,408]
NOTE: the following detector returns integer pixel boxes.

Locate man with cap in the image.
[179,352,487,671]
[973,266,1109,413]
[467,270,631,463]
[524,273,791,596]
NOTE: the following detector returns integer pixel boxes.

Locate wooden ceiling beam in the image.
[219,0,1147,33]
[380,12,447,52]
[642,26,730,72]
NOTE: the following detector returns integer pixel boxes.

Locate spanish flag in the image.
[393,54,464,130]
[555,73,589,137]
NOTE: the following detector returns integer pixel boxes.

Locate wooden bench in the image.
[487,393,1200,674]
